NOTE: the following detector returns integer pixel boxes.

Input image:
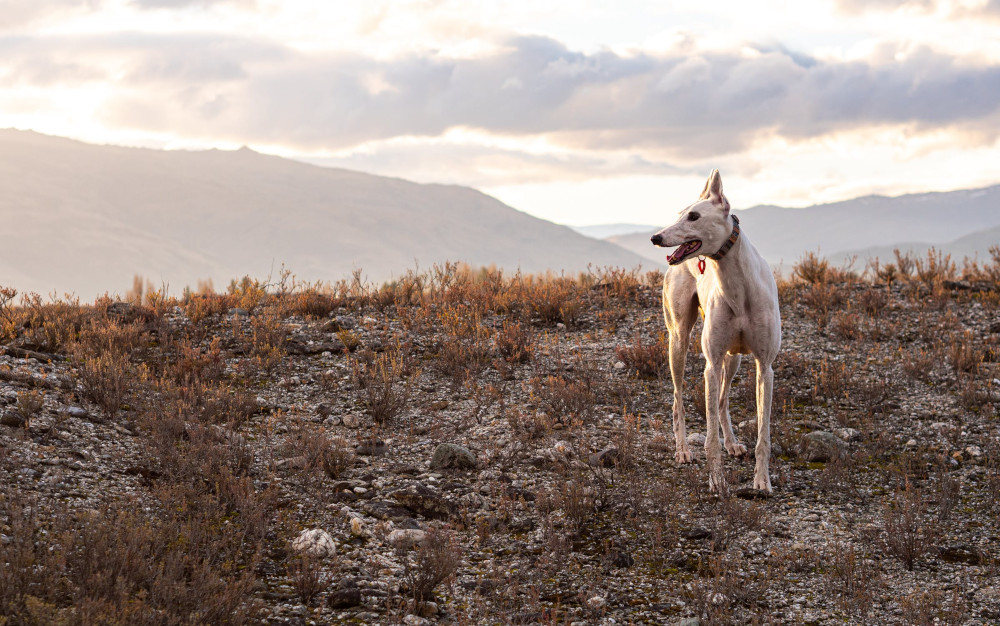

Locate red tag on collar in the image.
[698,257,706,274]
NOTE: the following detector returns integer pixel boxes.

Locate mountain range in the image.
[0,130,648,298]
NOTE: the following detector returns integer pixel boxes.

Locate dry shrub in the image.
[248,311,286,375]
[615,332,669,378]
[858,286,888,316]
[288,554,330,605]
[812,357,852,403]
[351,343,417,426]
[900,588,968,626]
[0,285,17,342]
[288,419,355,479]
[530,373,596,425]
[793,251,830,284]
[434,304,493,385]
[830,308,861,340]
[894,249,916,278]
[900,347,936,383]
[15,293,91,353]
[169,337,226,386]
[882,480,937,571]
[821,538,880,619]
[228,276,269,314]
[0,495,264,625]
[404,525,462,604]
[914,247,956,291]
[494,319,533,365]
[183,292,232,324]
[948,330,983,375]
[526,275,583,326]
[79,352,134,419]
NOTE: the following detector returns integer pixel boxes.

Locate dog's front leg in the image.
[668,331,694,463]
[754,359,774,493]
[703,357,727,495]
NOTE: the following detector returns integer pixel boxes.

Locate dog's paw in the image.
[753,473,773,493]
[725,441,747,457]
[708,471,729,495]
[675,448,694,464]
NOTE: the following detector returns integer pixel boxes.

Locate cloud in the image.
[297,140,694,188]
[0,0,103,31]
[3,32,1000,161]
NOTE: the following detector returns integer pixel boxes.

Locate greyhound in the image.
[650,170,781,493]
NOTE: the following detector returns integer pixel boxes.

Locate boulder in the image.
[798,431,848,462]
[291,528,336,558]
[429,443,478,470]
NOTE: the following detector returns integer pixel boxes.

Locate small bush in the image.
[882,480,937,571]
[351,344,417,426]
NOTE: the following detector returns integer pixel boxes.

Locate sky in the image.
[2,0,1000,226]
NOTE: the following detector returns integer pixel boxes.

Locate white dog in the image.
[650,170,781,493]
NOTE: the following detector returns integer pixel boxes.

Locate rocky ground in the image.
[1,258,999,625]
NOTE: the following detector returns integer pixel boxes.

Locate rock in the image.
[316,403,333,418]
[686,432,706,447]
[802,513,820,522]
[832,427,861,443]
[586,595,607,610]
[342,414,361,428]
[0,410,25,428]
[905,438,918,448]
[402,615,431,626]
[415,600,439,617]
[356,440,387,456]
[388,528,426,549]
[676,619,701,626]
[328,579,362,609]
[350,517,368,537]
[392,483,456,520]
[588,447,620,468]
[965,445,983,460]
[613,361,626,370]
[65,406,89,419]
[276,456,308,470]
[291,528,336,558]
[798,431,848,462]
[429,443,478,470]
[362,501,417,523]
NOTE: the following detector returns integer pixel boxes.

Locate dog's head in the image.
[650,169,734,265]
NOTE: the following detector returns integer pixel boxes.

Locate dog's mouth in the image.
[667,240,702,265]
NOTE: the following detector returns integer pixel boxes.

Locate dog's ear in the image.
[701,169,730,213]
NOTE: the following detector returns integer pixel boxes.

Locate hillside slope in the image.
[0,130,650,297]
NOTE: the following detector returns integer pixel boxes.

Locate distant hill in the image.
[570,223,657,239]
[829,224,1000,269]
[603,186,1000,270]
[0,130,651,298]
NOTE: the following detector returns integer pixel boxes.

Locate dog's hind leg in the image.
[663,271,699,464]
[719,353,747,457]
[753,358,775,492]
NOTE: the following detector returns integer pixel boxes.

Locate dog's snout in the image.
[650,233,663,246]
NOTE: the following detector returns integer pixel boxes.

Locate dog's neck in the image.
[708,215,740,261]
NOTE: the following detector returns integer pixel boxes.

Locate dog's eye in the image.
[687,212,700,221]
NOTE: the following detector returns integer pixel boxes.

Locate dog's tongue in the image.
[667,240,700,263]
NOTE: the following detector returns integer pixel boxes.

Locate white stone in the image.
[587,595,607,610]
[292,528,336,558]
[388,529,426,549]
[351,517,368,537]
[687,432,707,447]
[342,414,361,428]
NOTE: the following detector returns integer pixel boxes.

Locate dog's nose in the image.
[650,234,663,246]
